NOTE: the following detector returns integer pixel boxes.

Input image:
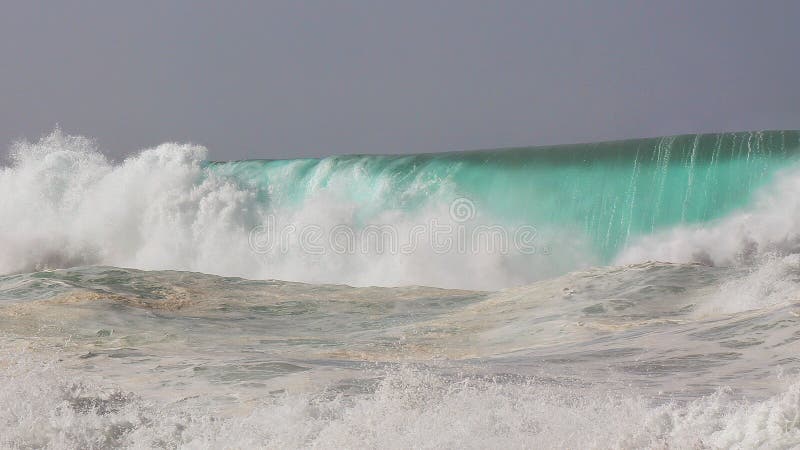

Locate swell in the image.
[1,129,799,288]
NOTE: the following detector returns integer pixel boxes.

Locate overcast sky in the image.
[1,1,798,160]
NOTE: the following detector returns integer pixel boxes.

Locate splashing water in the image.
[2,129,800,448]
[2,129,800,289]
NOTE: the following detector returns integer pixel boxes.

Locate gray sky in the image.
[1,1,798,160]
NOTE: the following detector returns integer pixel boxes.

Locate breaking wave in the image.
[2,128,800,289]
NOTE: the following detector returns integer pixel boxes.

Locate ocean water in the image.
[1,129,799,448]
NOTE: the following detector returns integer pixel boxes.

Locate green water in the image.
[208,131,800,260]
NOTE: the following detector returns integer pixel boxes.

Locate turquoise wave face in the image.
[208,131,800,262]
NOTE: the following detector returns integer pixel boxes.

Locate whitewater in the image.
[1,129,799,448]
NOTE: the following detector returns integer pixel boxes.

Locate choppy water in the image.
[1,261,799,448]
[2,130,800,448]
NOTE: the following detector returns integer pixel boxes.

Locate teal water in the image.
[210,130,800,260]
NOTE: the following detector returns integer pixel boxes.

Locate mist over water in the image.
[2,129,800,448]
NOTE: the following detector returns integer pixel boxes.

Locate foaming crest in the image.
[5,129,800,289]
[617,162,800,269]
[0,129,262,279]
[0,130,568,289]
